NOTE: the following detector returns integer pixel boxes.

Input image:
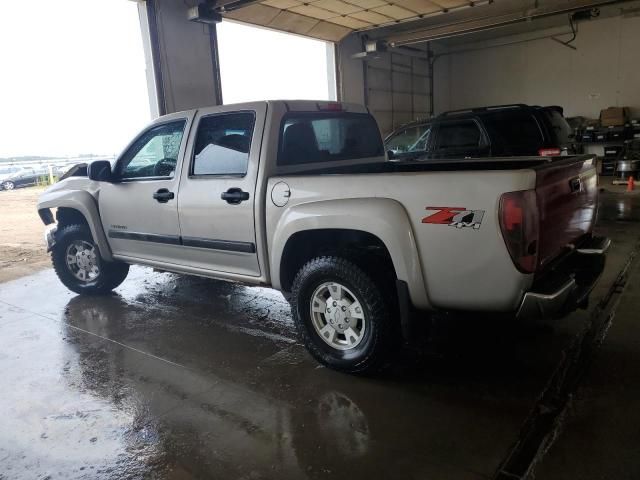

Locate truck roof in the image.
[155,100,370,121]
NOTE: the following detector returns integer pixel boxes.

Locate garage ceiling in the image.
[221,0,636,44]
[222,0,484,41]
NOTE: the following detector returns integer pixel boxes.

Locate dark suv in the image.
[385,104,577,160]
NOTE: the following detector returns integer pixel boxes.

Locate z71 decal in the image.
[422,207,485,230]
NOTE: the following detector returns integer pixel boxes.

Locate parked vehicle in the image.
[37,100,608,373]
[385,104,578,161]
[0,166,21,187]
[0,167,42,190]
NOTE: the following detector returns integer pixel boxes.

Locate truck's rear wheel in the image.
[52,224,129,295]
[291,256,395,373]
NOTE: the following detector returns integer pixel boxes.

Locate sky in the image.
[217,21,333,105]
[0,2,332,159]
[0,0,150,158]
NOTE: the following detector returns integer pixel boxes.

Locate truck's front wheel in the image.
[51,224,129,295]
[291,256,395,373]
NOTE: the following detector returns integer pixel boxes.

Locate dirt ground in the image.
[0,186,51,283]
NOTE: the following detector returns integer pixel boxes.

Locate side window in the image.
[192,112,255,176]
[386,124,431,154]
[483,113,543,155]
[434,121,482,150]
[543,109,573,144]
[118,120,186,180]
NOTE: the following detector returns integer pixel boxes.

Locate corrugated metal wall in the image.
[364,51,431,136]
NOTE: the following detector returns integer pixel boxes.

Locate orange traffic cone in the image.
[628,176,635,192]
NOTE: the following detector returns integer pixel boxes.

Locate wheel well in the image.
[280,229,397,292]
[56,207,89,229]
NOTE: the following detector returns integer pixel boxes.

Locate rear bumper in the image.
[516,236,610,320]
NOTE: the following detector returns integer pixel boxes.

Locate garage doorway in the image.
[217,21,336,104]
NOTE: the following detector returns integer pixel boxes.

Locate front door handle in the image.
[221,188,250,205]
[153,188,174,203]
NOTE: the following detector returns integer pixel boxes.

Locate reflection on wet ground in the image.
[0,191,639,479]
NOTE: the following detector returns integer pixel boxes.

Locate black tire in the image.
[2,181,15,191]
[291,256,396,373]
[52,224,129,295]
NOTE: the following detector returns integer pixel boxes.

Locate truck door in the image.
[175,104,265,277]
[98,114,191,263]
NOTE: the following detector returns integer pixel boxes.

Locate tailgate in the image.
[535,155,598,269]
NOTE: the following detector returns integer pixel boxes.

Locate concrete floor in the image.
[0,190,639,480]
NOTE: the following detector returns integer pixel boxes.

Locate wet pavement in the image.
[534,254,640,480]
[1,190,639,480]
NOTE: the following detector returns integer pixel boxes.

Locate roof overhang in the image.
[202,0,638,46]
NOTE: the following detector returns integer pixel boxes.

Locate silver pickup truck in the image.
[37,100,609,373]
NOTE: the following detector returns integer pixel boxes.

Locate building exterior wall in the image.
[138,0,222,116]
[434,15,640,118]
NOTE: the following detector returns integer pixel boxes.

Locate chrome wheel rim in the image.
[310,282,366,351]
[3,182,14,190]
[65,240,100,282]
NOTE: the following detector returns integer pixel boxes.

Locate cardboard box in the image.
[600,107,629,127]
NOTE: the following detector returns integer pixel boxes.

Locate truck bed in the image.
[277,155,592,175]
[269,154,597,312]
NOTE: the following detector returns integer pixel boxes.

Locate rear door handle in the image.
[221,188,250,205]
[153,188,174,203]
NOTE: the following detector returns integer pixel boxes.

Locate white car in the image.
[37,100,609,373]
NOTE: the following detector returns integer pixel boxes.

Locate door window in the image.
[117,120,187,180]
[191,112,255,176]
[434,121,483,150]
[386,124,431,154]
[482,112,543,155]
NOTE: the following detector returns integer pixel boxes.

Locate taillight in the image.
[538,147,561,156]
[499,190,539,273]
[317,102,344,112]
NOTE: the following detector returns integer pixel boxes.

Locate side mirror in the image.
[387,150,396,160]
[88,161,112,182]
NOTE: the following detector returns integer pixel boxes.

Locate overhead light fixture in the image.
[188,3,222,24]
[352,39,388,59]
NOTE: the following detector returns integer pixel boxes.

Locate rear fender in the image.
[270,198,431,309]
[37,189,113,261]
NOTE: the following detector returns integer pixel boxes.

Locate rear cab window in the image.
[278,113,384,166]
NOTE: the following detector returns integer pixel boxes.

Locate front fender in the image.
[37,189,113,262]
[270,198,431,310]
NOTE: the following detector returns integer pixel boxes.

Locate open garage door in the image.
[363,49,431,135]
